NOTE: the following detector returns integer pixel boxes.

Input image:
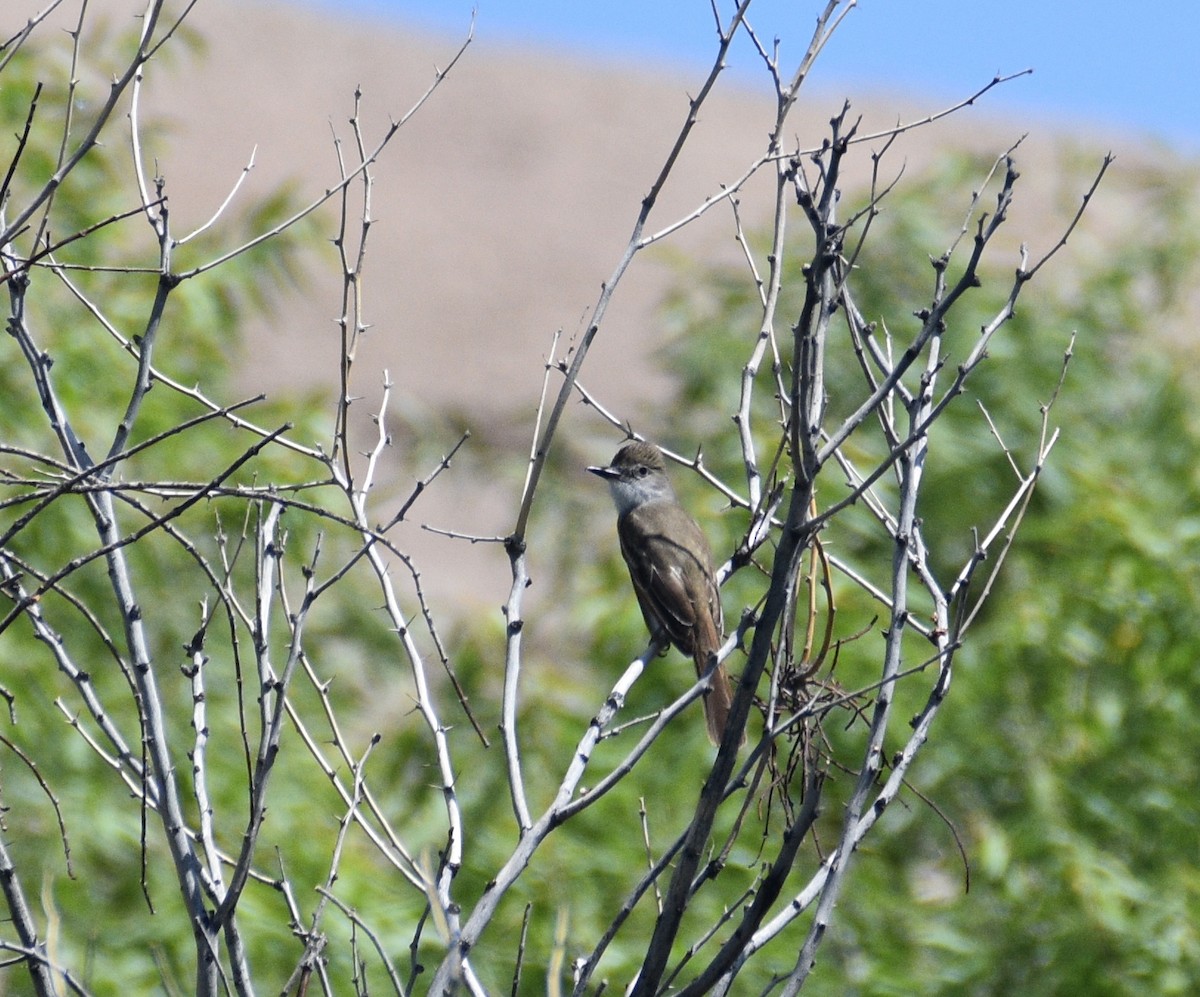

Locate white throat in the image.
[605,472,674,517]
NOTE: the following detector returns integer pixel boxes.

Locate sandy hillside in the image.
[5,0,1137,609]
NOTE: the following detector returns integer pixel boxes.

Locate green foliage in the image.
[0,25,350,994]
[5,13,1198,994]
[655,151,1200,993]
[426,149,1200,994]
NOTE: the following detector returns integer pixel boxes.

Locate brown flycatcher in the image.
[589,440,735,745]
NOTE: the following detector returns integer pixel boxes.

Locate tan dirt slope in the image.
[5,0,1152,607]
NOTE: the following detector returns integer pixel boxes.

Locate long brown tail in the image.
[696,656,741,746]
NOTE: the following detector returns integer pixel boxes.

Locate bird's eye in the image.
[637,466,649,477]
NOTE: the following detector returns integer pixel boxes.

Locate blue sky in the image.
[313,0,1198,153]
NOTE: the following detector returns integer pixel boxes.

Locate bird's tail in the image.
[695,653,741,747]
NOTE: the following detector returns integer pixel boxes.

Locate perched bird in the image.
[589,441,736,745]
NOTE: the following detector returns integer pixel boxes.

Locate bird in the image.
[589,440,736,745]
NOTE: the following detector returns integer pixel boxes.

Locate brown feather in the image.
[618,500,733,744]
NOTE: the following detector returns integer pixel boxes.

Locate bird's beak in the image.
[588,464,617,480]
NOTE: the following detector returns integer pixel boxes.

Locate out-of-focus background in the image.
[18,0,1184,607]
[3,1,1199,992]
[344,0,1199,150]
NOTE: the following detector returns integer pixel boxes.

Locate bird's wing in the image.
[618,502,720,653]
